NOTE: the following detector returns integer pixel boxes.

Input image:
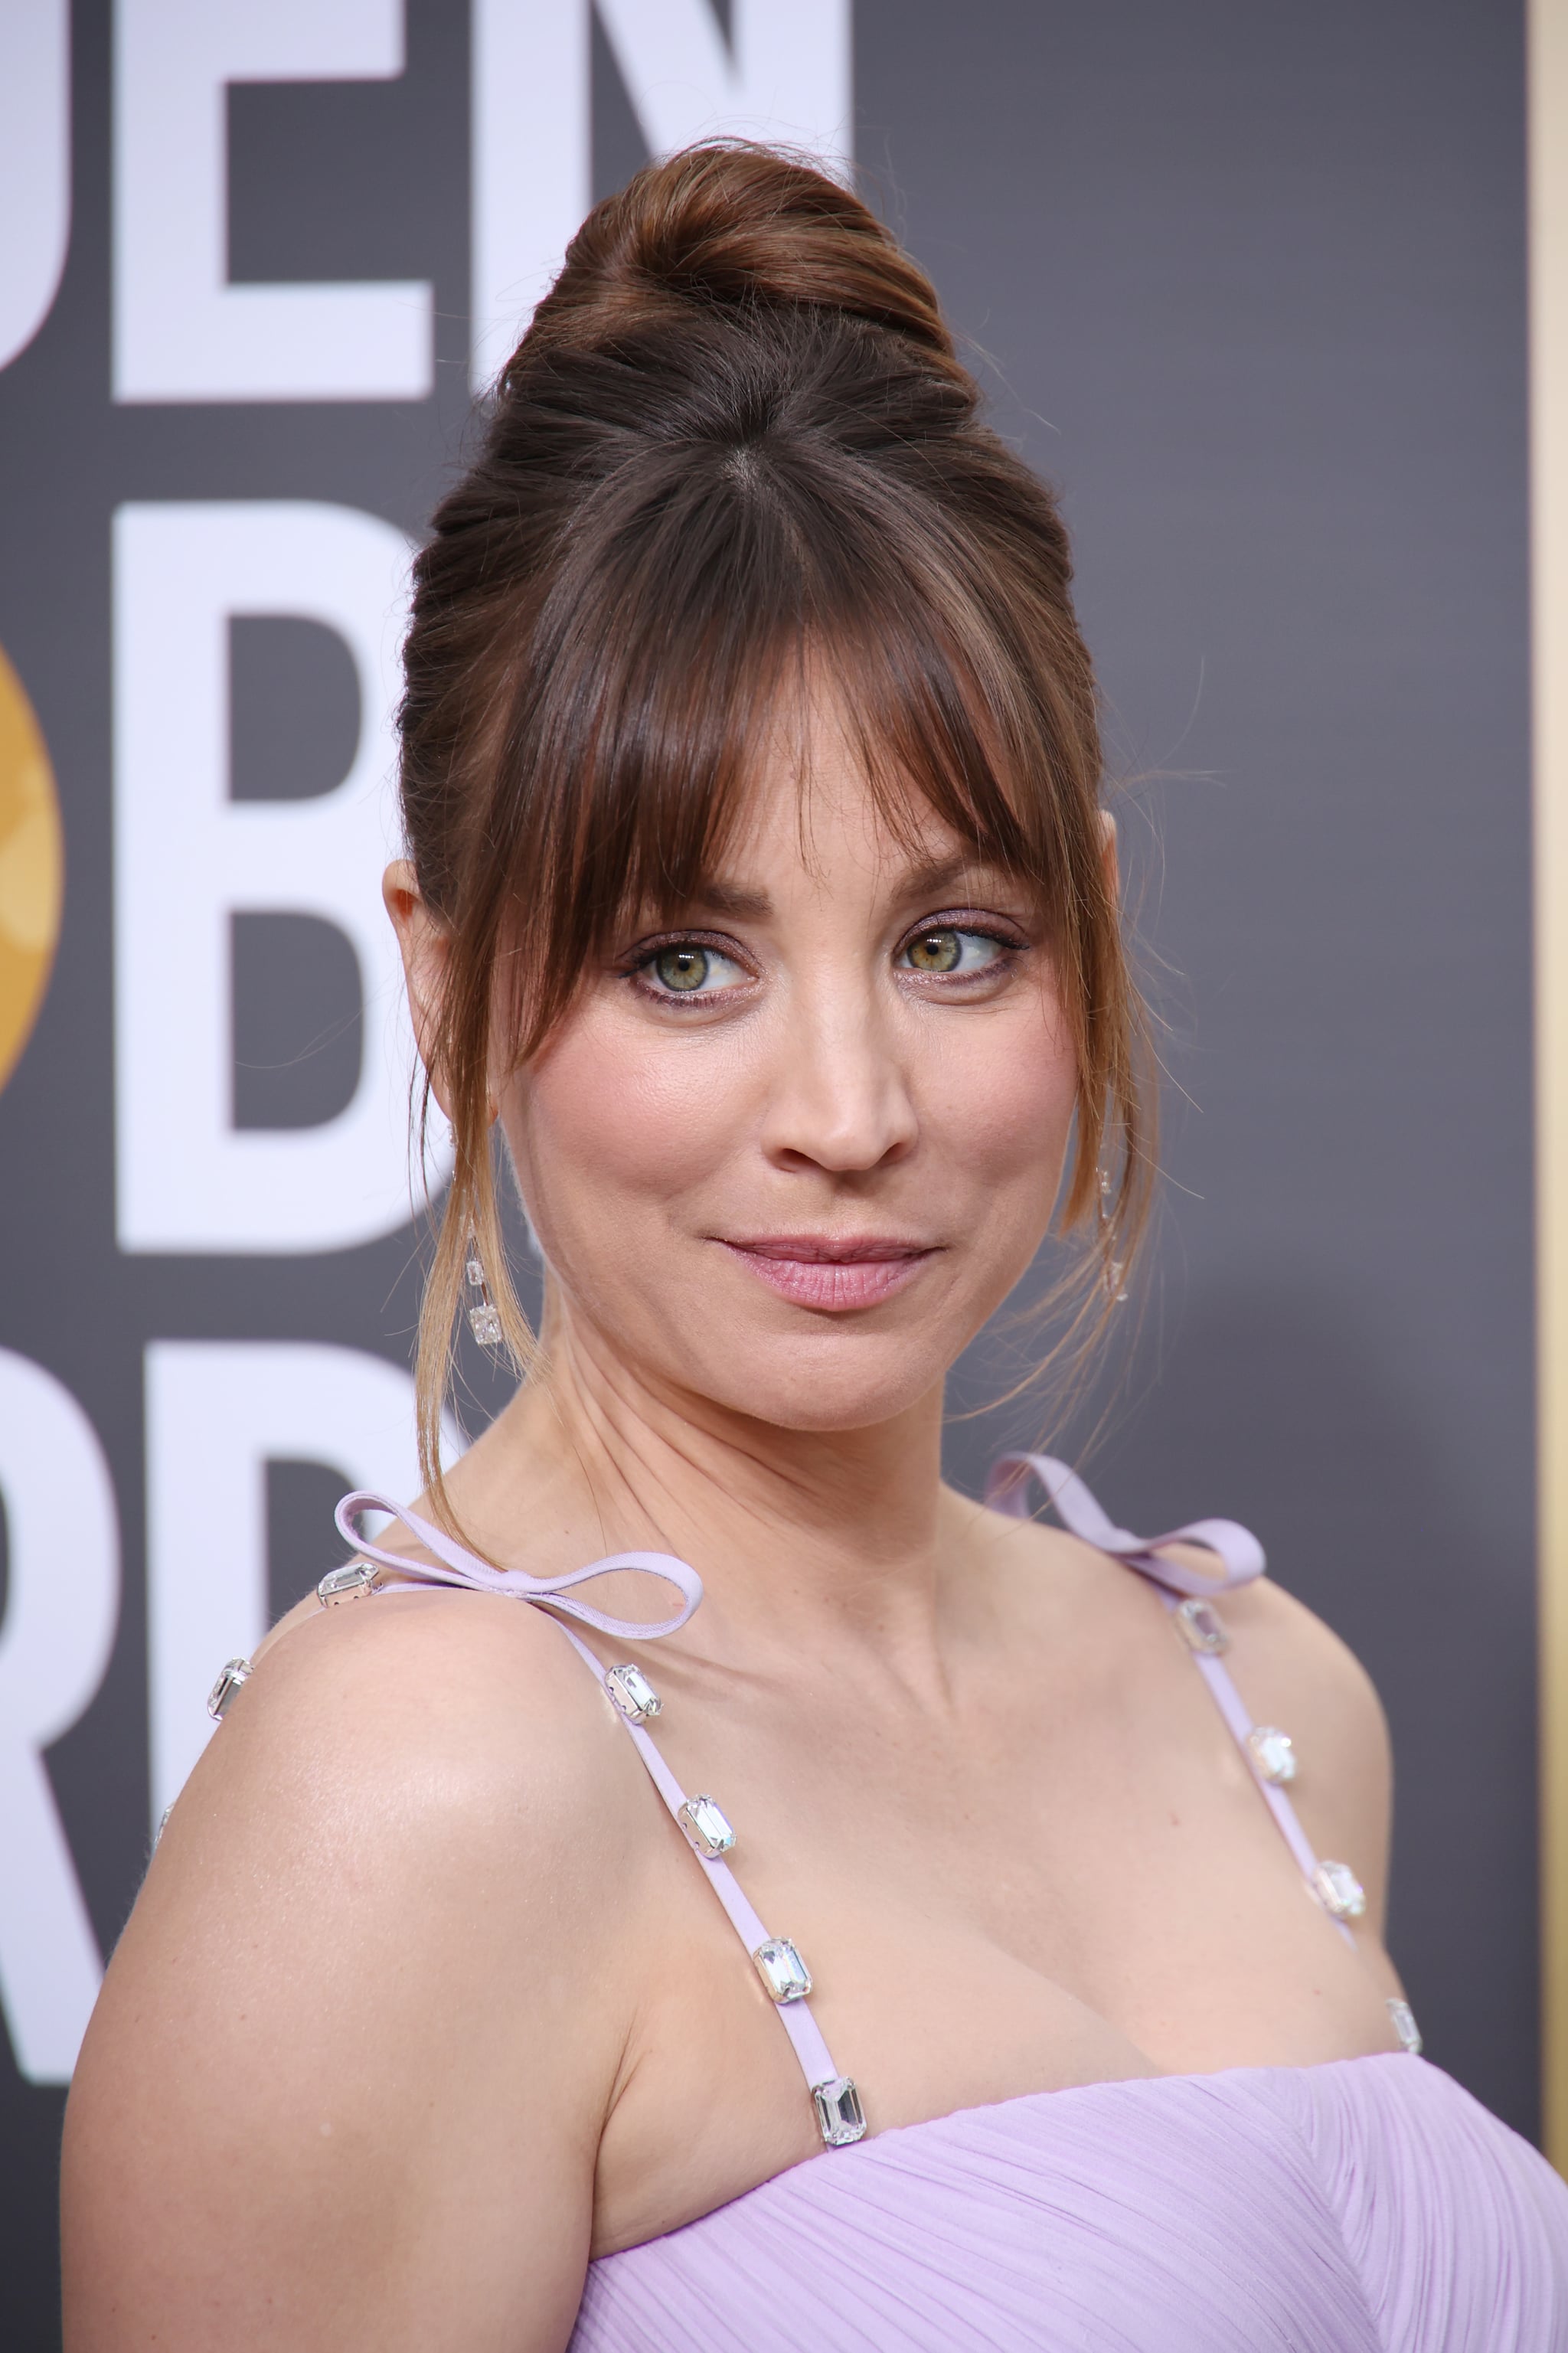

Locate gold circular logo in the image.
[0,642,64,1096]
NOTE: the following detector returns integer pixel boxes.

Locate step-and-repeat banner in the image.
[0,3,1537,2336]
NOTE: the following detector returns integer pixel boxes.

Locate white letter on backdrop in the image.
[470,0,590,394]
[145,1342,457,1832]
[114,0,431,401]
[0,1353,119,2085]
[114,500,442,1254]
[470,0,853,391]
[0,0,70,372]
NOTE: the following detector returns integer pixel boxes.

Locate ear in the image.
[384,860,456,1121]
[1099,809,1119,900]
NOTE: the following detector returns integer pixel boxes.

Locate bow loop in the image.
[333,1493,703,1640]
[984,1453,1264,1595]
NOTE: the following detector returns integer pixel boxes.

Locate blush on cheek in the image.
[509,1003,758,1243]
[926,997,1079,1182]
[966,1048,1075,1172]
[912,998,1080,1332]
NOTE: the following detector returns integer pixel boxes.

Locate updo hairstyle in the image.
[398,142,1151,1502]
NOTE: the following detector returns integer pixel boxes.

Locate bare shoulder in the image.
[968,1488,1389,1792]
[139,1577,652,2029]
[965,1492,1394,1927]
[1218,1569,1394,1924]
[243,1574,621,1785]
[62,1589,647,2353]
[169,1578,649,1919]
[1221,1570,1391,1789]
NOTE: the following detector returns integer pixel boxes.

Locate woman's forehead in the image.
[758,753,969,867]
[662,820,1020,923]
[732,660,1029,868]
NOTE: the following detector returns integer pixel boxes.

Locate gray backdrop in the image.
[0,3,1533,2343]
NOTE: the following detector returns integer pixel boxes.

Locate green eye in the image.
[906,930,962,973]
[653,946,710,992]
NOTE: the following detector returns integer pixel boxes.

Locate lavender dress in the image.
[335,1459,1568,2350]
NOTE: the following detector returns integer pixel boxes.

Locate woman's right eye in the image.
[633,941,749,1000]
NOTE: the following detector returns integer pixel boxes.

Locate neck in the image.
[443,1291,958,1656]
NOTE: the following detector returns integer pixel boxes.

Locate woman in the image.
[62,145,1568,2349]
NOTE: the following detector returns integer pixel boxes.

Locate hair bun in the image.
[521,142,956,368]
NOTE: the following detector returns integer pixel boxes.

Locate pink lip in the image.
[717,1236,939,1312]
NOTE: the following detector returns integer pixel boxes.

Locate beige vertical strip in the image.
[1531,0,1568,2174]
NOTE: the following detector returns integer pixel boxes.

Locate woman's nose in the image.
[757,987,919,1175]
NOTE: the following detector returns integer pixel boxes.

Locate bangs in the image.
[485,404,1106,1070]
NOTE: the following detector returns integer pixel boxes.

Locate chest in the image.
[575,1585,1391,2253]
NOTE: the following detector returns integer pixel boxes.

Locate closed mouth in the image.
[715,1236,940,1312]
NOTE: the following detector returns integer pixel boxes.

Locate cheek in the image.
[510,1004,754,1228]
[924,997,1080,1193]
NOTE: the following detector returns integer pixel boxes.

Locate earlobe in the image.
[384,861,504,1131]
[383,860,455,1118]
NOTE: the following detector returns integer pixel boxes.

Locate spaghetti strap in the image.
[322,1494,867,2148]
[544,1615,863,2141]
[985,1454,1364,1956]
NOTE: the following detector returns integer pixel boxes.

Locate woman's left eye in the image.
[900,927,1010,977]
[639,943,746,998]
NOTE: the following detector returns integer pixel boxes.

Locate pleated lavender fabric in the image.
[571,2054,1568,2351]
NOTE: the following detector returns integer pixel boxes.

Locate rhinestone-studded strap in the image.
[1168,1606,1355,1947]
[985,1453,1358,1951]
[547,1618,851,2103]
[325,1492,863,2142]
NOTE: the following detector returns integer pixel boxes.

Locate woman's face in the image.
[500,708,1083,1434]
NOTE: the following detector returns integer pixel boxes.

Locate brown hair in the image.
[399,142,1152,1508]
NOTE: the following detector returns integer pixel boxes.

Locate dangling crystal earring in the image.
[466,1243,504,1348]
[1098,1165,1129,1305]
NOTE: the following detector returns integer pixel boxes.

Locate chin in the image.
[689,1334,954,1433]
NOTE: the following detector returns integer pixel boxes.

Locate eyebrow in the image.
[678,879,774,920]
[894,853,985,904]
[662,853,1011,927]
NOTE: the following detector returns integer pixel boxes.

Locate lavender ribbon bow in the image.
[984,1453,1265,1596]
[334,1491,704,1640]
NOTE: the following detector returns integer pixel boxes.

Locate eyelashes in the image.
[622,912,1031,1008]
[641,941,749,998]
[897,924,1019,978]
[623,931,754,1006]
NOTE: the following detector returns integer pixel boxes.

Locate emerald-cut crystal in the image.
[1312,1859,1366,1920]
[605,1663,662,1721]
[678,1795,735,1859]
[1246,1725,1297,1784]
[812,2077,866,2145]
[1174,1597,1230,1655]
[1387,1997,1423,2054]
[318,1560,377,1606]
[753,1938,812,2002]
[206,1657,253,1721]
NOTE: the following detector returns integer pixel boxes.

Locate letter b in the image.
[113,501,439,1253]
